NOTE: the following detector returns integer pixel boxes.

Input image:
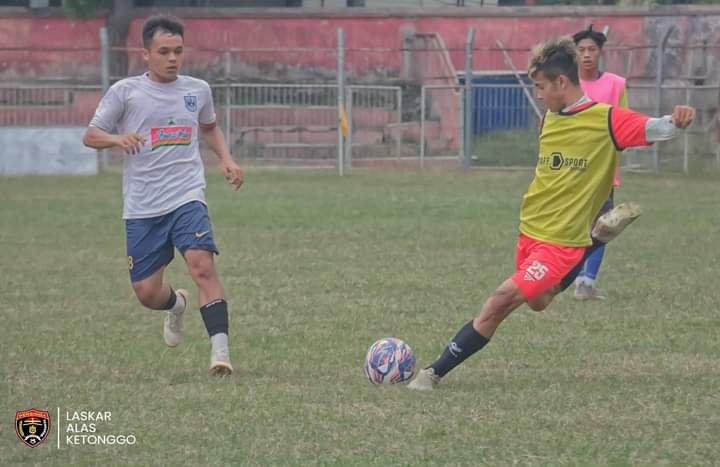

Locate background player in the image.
[572,24,630,300]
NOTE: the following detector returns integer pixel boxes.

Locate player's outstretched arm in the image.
[610,105,696,150]
[83,127,146,154]
[644,105,696,143]
[200,122,244,191]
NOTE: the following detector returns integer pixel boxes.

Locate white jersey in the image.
[89,73,216,219]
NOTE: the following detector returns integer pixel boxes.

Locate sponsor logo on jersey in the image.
[151,126,192,150]
[538,152,589,171]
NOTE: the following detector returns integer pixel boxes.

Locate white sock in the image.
[170,290,186,314]
[211,333,229,353]
[576,276,595,287]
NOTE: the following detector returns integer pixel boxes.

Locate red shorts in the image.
[511,234,585,301]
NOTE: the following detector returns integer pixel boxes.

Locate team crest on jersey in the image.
[16,408,51,448]
[184,95,198,112]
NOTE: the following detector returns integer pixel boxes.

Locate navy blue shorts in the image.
[125,201,219,283]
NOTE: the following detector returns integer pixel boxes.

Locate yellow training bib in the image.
[519,103,618,247]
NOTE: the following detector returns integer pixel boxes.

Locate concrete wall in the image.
[0,16,104,81]
[0,127,98,175]
[2,7,720,83]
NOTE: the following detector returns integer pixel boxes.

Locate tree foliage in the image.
[62,0,112,19]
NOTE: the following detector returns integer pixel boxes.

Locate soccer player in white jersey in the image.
[83,15,244,376]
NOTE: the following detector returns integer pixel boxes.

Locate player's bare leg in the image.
[409,279,532,391]
[131,266,188,347]
[184,249,233,376]
[131,266,170,309]
[526,286,559,312]
[472,279,529,337]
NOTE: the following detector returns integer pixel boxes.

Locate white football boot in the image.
[574,282,607,301]
[163,289,188,347]
[209,346,234,377]
[591,202,643,244]
[407,368,441,391]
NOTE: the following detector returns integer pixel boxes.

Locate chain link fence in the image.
[1,27,718,174]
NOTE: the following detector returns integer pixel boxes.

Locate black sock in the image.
[429,321,490,378]
[161,287,177,310]
[200,299,229,337]
[559,238,606,291]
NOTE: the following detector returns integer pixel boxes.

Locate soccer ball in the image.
[364,337,416,384]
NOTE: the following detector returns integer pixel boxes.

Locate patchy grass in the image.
[2,169,719,466]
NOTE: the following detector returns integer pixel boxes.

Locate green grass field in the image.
[2,169,719,466]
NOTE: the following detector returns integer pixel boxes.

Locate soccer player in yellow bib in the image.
[408,36,695,391]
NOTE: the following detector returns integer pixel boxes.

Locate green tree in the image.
[62,0,111,18]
